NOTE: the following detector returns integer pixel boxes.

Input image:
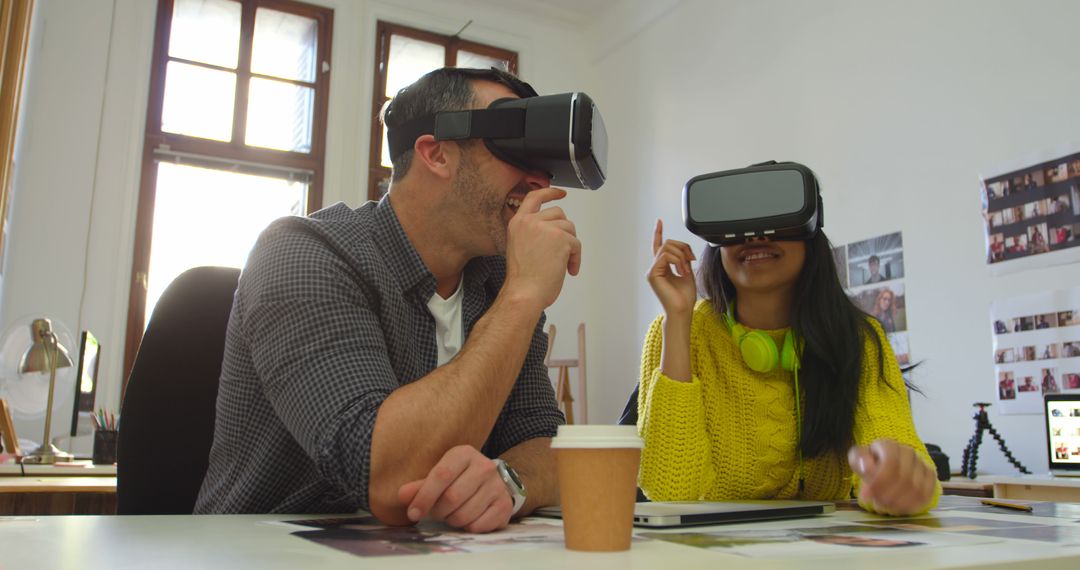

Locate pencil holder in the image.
[92,430,118,465]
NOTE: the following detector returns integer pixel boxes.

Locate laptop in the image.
[1045,393,1080,477]
[536,500,835,528]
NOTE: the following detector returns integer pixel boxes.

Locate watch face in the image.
[505,464,524,489]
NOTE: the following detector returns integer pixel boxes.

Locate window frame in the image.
[124,0,334,387]
[366,21,518,201]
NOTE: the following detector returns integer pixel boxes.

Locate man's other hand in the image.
[397,445,513,533]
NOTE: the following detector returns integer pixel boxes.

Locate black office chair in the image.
[117,266,240,514]
[618,385,639,427]
[618,385,649,502]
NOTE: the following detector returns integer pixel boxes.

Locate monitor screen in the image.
[1046,394,1080,474]
[69,330,100,437]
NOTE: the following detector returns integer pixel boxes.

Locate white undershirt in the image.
[426,280,464,366]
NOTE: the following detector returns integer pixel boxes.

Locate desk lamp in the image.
[19,318,73,464]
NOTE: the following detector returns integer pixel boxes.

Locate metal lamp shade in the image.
[19,319,73,375]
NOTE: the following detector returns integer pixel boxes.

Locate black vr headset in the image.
[385,69,607,190]
[683,161,824,245]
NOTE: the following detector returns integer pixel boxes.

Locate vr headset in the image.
[385,70,607,190]
[683,161,823,245]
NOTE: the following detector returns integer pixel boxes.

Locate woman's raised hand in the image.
[647,219,697,318]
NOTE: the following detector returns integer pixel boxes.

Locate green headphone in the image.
[722,306,799,373]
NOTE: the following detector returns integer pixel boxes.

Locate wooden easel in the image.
[544,323,587,424]
[0,398,21,458]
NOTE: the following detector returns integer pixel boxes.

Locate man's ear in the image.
[412,134,453,181]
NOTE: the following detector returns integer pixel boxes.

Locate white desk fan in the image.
[0,315,77,462]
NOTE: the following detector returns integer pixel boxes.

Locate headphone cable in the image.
[794,362,805,494]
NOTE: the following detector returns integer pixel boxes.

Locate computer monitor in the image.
[1045,393,1080,477]
[69,330,100,437]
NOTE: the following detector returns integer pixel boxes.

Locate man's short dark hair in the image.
[380,67,530,182]
[868,255,880,264]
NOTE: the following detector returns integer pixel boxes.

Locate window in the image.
[124,0,333,384]
[367,21,517,200]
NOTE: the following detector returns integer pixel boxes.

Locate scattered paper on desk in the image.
[859,515,1080,546]
[642,522,999,558]
[933,496,1080,520]
[285,516,568,557]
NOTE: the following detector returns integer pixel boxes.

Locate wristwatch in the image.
[492,458,527,516]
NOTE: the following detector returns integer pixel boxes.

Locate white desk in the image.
[978,475,1080,502]
[3,501,1080,569]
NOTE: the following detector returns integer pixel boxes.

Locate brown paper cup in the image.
[551,425,643,552]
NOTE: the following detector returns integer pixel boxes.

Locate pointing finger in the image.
[653,219,663,256]
[518,187,567,214]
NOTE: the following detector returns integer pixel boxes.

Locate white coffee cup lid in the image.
[550,425,644,449]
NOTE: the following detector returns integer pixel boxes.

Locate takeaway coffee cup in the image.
[550,425,643,552]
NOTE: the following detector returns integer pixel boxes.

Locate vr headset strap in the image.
[386,108,527,161]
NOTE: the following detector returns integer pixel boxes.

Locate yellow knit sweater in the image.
[637,299,940,513]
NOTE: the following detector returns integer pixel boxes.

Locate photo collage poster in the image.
[982,152,1080,266]
[832,231,910,364]
[990,287,1080,415]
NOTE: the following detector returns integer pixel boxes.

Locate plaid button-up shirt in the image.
[195,197,563,514]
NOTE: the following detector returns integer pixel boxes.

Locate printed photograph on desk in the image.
[991,286,1080,414]
[933,496,1080,520]
[640,523,996,559]
[861,515,1080,545]
[283,516,568,558]
[981,150,1080,272]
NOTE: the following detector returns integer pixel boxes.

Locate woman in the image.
[638,219,939,516]
[871,288,897,333]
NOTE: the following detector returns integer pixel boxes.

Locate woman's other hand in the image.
[647,219,697,318]
[848,439,937,516]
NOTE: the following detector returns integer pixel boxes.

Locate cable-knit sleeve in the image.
[637,315,715,500]
[852,320,942,514]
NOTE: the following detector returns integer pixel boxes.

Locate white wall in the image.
[579,0,1080,475]
[0,0,590,454]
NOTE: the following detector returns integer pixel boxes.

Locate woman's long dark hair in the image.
[700,230,885,458]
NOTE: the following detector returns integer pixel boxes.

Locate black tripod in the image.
[959,402,1030,479]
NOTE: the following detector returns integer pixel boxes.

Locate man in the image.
[195,68,579,534]
[865,255,885,283]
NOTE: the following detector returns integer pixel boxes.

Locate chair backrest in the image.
[117,266,240,514]
[616,384,649,502]
[618,384,639,427]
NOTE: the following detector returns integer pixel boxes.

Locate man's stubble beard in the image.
[450,149,508,256]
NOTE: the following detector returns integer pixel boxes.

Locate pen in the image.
[981,499,1033,512]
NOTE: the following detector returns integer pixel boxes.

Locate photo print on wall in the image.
[990,286,1080,415]
[836,231,911,365]
[982,151,1080,267]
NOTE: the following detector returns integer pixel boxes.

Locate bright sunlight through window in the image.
[144,162,306,328]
